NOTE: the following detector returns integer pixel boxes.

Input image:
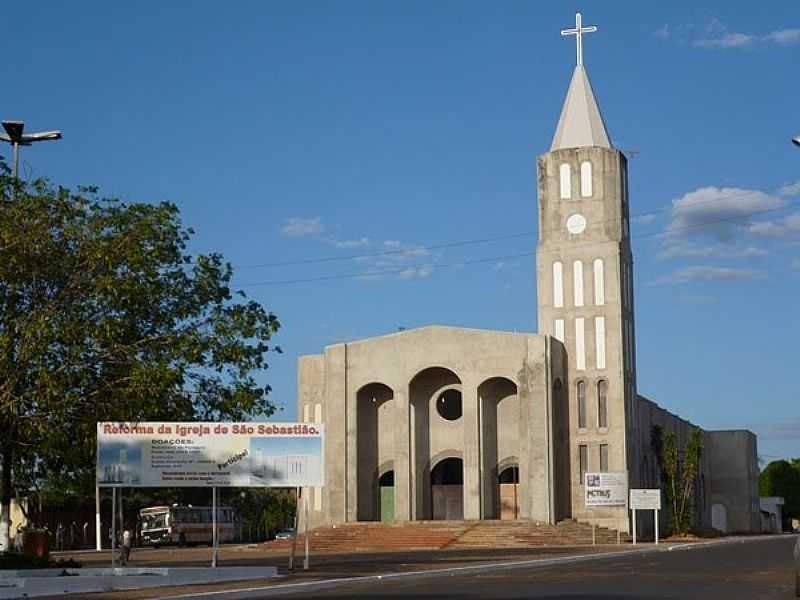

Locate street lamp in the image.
[0,120,62,198]
[793,135,800,147]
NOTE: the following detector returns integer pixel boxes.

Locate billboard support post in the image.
[303,491,309,570]
[289,487,300,572]
[95,485,101,551]
[211,487,218,568]
[655,509,659,545]
[111,487,116,568]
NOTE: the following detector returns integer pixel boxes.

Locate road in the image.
[199,536,797,600]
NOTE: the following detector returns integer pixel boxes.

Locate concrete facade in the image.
[297,44,760,535]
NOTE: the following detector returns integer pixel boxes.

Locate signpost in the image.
[629,489,661,545]
[97,422,325,568]
[585,472,628,546]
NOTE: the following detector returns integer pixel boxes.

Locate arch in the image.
[356,382,394,521]
[430,456,464,520]
[576,380,587,429]
[498,464,520,520]
[552,261,564,308]
[573,260,584,307]
[593,258,605,306]
[478,377,519,519]
[711,503,728,533]
[378,466,395,523]
[409,367,462,520]
[559,163,572,199]
[580,161,593,197]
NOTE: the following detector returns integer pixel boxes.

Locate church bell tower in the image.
[535,13,638,524]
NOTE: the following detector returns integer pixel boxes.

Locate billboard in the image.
[97,422,324,488]
[584,471,628,508]
[629,489,661,510]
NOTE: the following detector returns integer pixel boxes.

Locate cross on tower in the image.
[560,12,597,66]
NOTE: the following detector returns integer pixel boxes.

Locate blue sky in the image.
[3,2,799,462]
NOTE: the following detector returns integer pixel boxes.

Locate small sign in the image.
[630,489,661,510]
[585,471,628,508]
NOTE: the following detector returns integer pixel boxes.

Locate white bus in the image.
[139,505,236,546]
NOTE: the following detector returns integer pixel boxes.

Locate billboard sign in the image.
[584,471,628,508]
[630,489,661,511]
[97,422,324,488]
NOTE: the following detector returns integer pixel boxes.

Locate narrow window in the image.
[314,486,322,511]
[554,319,565,343]
[303,404,310,422]
[600,444,609,472]
[575,317,585,371]
[595,316,606,370]
[579,444,588,485]
[314,403,322,423]
[560,163,572,199]
[593,259,604,306]
[577,381,587,429]
[573,260,584,307]
[597,380,608,428]
[580,161,593,197]
[553,261,563,308]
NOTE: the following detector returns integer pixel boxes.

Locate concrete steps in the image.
[262,519,629,553]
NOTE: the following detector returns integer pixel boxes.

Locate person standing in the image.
[120,527,132,566]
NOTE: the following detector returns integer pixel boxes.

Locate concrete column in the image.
[345,368,358,523]
[462,376,481,520]
[324,345,347,524]
[393,388,412,521]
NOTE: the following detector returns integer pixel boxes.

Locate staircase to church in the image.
[262,519,629,554]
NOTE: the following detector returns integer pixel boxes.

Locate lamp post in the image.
[0,120,62,199]
[793,136,800,147]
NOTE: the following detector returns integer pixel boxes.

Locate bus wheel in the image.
[178,534,187,547]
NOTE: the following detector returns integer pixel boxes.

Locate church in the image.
[296,14,761,536]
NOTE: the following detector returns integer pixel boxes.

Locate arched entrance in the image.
[711,503,728,533]
[478,376,519,519]
[430,457,463,520]
[498,465,520,520]
[379,470,395,523]
[356,382,394,521]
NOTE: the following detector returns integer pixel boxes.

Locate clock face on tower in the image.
[566,213,587,234]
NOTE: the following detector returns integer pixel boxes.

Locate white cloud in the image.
[632,214,657,225]
[654,265,763,285]
[690,19,800,49]
[494,262,506,271]
[281,217,324,238]
[778,181,800,197]
[666,186,784,239]
[764,28,800,46]
[398,264,434,280]
[332,237,370,249]
[748,213,800,238]
[694,31,755,49]
[680,293,719,304]
[658,242,768,259]
[653,24,670,41]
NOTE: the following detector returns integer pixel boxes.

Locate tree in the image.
[651,425,704,536]
[0,163,281,551]
[759,459,800,530]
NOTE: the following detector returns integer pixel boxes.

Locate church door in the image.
[379,471,395,523]
[498,466,520,520]
[431,458,464,520]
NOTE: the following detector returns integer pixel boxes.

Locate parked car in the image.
[274,528,295,540]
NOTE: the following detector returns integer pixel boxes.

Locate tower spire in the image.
[550,12,612,151]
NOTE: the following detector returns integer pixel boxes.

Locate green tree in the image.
[759,459,800,530]
[651,425,704,535]
[0,164,280,550]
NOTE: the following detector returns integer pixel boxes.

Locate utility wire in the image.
[236,188,796,269]
[237,200,797,287]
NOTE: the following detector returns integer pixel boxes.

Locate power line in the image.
[236,188,797,270]
[237,200,797,287]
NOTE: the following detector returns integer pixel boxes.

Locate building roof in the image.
[550,65,612,151]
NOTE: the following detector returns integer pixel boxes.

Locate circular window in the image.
[436,389,463,421]
[566,213,587,234]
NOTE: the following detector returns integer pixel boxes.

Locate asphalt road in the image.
[238,536,798,600]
